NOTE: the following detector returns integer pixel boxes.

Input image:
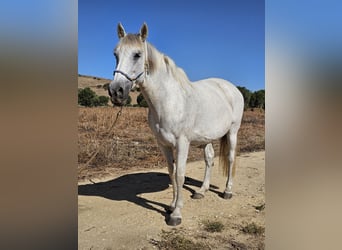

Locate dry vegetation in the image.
[78,107,264,181]
[150,219,265,250]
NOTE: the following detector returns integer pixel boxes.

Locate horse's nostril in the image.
[118,87,124,95]
[108,88,112,97]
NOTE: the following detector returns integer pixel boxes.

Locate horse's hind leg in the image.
[192,143,214,199]
[223,127,239,199]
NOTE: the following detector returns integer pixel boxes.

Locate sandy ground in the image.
[78,151,265,250]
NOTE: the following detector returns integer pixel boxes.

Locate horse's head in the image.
[108,23,148,106]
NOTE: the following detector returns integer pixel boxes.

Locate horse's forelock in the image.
[120,34,143,47]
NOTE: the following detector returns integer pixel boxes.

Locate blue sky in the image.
[79,0,265,91]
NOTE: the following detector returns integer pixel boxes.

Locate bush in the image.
[98,95,110,106]
[78,87,109,107]
[137,93,148,107]
[202,220,224,233]
[78,87,96,107]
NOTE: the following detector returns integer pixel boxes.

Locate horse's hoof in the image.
[167,217,182,226]
[192,192,205,199]
[223,192,233,199]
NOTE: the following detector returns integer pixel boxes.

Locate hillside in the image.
[78,74,139,105]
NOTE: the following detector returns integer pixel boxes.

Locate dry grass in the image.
[78,107,162,180]
[241,222,265,235]
[150,220,264,250]
[239,109,265,153]
[202,220,225,233]
[78,107,264,180]
[151,229,210,250]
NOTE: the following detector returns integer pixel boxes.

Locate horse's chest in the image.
[150,122,177,147]
[149,119,176,146]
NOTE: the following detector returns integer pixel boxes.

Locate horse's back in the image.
[185,78,243,142]
[191,78,244,123]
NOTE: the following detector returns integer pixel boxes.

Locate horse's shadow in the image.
[78,172,221,222]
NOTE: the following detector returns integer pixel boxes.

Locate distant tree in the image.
[237,86,252,110]
[250,90,265,109]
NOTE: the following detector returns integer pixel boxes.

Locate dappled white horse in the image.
[109,23,244,226]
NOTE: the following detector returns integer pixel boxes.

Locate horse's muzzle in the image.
[108,81,131,106]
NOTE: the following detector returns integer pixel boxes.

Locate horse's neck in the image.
[141,48,191,114]
[141,71,185,114]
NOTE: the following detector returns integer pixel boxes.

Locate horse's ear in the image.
[139,22,148,42]
[117,23,126,39]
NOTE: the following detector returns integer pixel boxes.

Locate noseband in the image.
[113,41,149,90]
[113,70,144,83]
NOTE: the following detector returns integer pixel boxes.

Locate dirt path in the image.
[78,151,265,249]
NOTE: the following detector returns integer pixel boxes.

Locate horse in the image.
[108,23,244,226]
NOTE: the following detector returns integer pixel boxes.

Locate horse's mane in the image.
[161,53,191,86]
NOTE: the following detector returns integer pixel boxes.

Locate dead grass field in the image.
[78,107,264,181]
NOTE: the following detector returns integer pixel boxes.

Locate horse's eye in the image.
[133,52,141,59]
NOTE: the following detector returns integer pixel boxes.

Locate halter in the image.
[113,41,149,90]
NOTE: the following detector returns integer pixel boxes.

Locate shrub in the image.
[78,87,109,107]
[98,96,110,106]
[78,87,96,107]
[137,93,148,107]
[202,220,224,233]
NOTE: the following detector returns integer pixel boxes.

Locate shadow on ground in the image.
[78,172,221,223]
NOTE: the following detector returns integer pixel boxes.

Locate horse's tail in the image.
[219,134,236,177]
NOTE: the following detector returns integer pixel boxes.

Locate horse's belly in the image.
[190,126,229,143]
[189,109,233,142]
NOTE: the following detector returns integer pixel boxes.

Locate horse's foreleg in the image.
[193,143,214,199]
[158,143,177,212]
[167,136,189,226]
